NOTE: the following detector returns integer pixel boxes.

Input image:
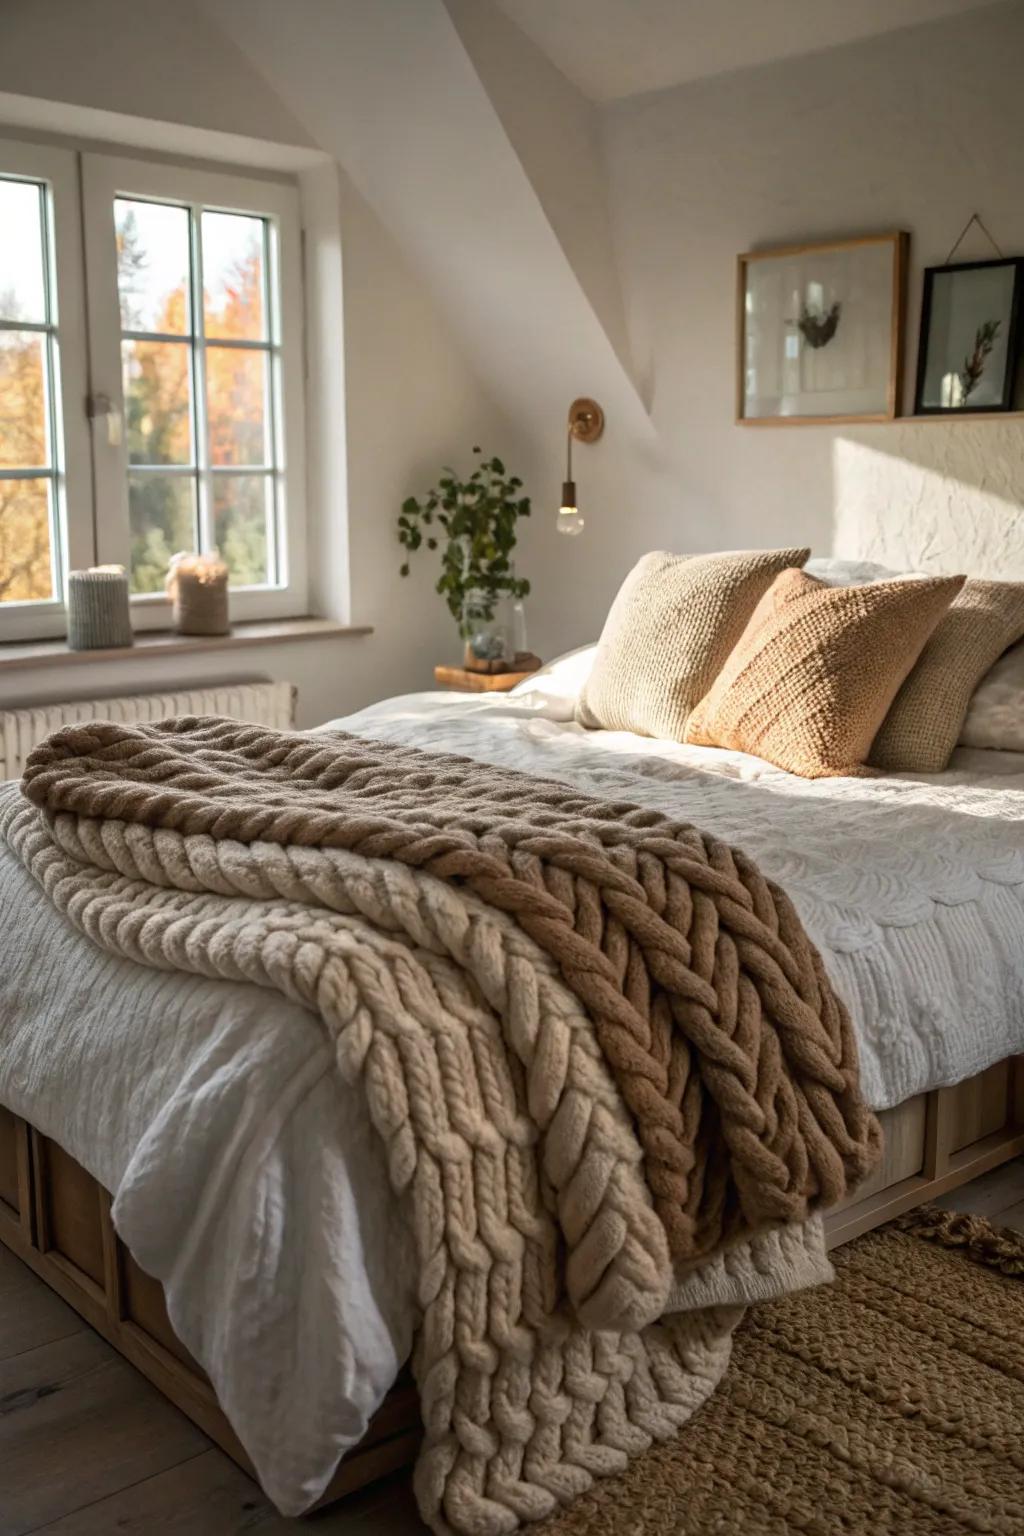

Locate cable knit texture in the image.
[575,548,810,740]
[21,716,880,1269]
[11,717,874,1531]
[686,568,965,777]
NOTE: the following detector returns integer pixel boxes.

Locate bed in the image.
[2,676,1023,1515]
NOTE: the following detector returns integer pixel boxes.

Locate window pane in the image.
[213,474,271,586]
[202,212,265,341]
[0,477,53,602]
[115,199,190,334]
[129,473,197,593]
[0,331,48,468]
[122,339,193,465]
[206,346,268,465]
[0,179,46,324]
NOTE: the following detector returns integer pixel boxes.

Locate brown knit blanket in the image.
[21,715,880,1270]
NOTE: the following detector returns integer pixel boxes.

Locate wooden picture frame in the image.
[913,257,1023,415]
[737,232,908,425]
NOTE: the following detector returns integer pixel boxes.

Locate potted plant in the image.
[398,447,531,672]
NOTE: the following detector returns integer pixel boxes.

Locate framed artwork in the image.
[737,232,908,424]
[914,258,1023,414]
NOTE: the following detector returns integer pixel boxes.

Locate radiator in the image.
[0,680,295,782]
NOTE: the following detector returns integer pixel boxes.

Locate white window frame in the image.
[0,137,92,643]
[81,153,308,629]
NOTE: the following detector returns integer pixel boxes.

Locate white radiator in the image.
[0,680,295,782]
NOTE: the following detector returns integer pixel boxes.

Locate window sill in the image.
[0,617,372,674]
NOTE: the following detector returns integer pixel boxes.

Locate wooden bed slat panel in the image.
[0,1105,19,1216]
[121,1248,206,1376]
[825,1056,1024,1248]
[35,1135,106,1287]
[948,1061,1010,1152]
[830,1096,926,1210]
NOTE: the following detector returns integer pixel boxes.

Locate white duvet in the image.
[2,683,1024,1512]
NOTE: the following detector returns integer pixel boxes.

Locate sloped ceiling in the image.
[492,0,1002,101]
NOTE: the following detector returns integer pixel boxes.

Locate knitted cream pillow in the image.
[685,568,965,778]
[576,547,810,740]
[960,640,1024,753]
[870,580,1024,772]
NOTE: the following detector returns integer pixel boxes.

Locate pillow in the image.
[576,547,810,740]
[959,640,1024,754]
[871,581,1024,771]
[685,568,965,778]
[507,644,598,721]
[805,556,926,586]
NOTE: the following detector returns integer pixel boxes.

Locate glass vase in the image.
[461,588,515,674]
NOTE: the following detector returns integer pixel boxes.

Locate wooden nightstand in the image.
[434,653,542,693]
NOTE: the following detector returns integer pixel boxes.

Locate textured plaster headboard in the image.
[831,419,1024,578]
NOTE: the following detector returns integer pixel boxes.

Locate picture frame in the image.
[913,258,1023,415]
[736,232,908,425]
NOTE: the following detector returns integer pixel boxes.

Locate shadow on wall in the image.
[830,423,1024,577]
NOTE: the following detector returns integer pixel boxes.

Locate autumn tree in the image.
[0,291,52,602]
[122,213,269,592]
[1,210,270,604]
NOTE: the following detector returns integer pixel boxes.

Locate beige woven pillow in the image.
[685,568,965,778]
[576,547,810,740]
[870,580,1024,772]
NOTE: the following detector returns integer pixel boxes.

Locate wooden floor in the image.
[3,1160,1023,1536]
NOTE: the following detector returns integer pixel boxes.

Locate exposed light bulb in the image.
[556,477,584,536]
[556,504,585,536]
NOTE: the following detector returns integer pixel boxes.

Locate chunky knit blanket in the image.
[11,717,881,1532]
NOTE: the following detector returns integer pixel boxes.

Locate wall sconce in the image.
[557,397,604,537]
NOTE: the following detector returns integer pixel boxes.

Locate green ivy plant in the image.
[398,447,531,639]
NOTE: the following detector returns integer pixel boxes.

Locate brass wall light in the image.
[557,397,604,537]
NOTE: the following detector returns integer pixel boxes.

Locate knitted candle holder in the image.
[67,567,134,651]
[167,554,230,636]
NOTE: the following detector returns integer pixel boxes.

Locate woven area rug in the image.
[537,1208,1024,1535]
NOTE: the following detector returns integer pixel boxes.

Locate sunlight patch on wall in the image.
[831,428,1024,578]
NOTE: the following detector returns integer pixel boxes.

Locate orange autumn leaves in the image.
[0,328,52,602]
[121,213,270,592]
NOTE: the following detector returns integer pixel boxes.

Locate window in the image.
[0,142,306,641]
[0,140,90,638]
[0,175,59,605]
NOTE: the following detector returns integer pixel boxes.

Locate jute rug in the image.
[538,1207,1024,1535]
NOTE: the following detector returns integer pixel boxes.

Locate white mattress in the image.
[2,692,1023,1512]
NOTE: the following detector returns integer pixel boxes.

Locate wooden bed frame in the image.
[2,1055,1023,1510]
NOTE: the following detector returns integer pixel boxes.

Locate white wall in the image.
[0,0,513,725]
[600,0,1024,581]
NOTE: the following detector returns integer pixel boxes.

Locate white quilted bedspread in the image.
[339,691,1024,1112]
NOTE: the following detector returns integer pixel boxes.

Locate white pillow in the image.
[509,644,597,720]
[959,641,1024,753]
[805,556,926,586]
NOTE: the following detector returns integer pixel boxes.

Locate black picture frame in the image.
[914,257,1023,415]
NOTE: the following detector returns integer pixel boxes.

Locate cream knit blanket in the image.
[9,718,875,1531]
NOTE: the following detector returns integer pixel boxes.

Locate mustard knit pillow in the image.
[870,579,1024,772]
[685,569,965,778]
[576,547,810,741]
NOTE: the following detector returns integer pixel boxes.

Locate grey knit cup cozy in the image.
[67,569,134,651]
